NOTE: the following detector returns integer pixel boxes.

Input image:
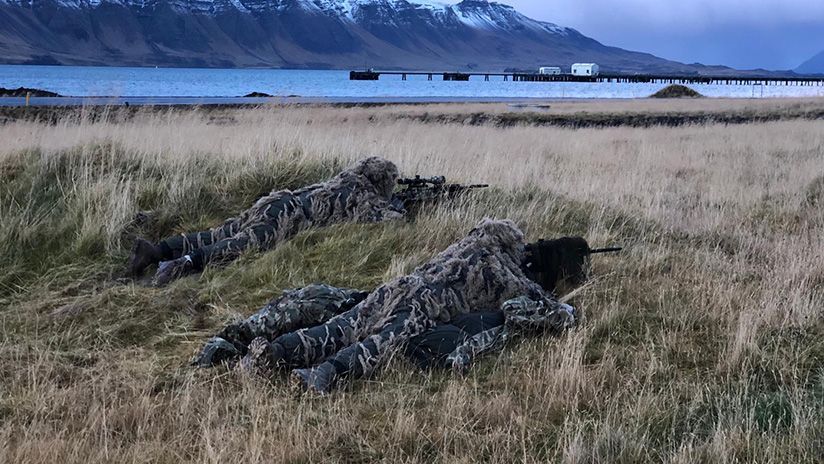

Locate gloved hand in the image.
[557,302,578,330]
[449,350,472,377]
[192,336,241,368]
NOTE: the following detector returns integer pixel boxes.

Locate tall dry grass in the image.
[0,104,821,463]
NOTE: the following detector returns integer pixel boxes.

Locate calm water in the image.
[2,65,823,99]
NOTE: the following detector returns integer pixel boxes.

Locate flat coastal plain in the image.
[1,99,822,463]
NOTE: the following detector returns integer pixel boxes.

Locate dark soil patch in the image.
[398,108,824,129]
[650,85,704,99]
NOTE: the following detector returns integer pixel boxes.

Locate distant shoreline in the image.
[4,98,824,129]
[0,96,634,107]
[3,94,824,108]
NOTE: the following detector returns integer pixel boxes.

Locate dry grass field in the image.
[0,101,822,463]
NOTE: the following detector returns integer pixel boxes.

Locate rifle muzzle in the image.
[588,247,623,254]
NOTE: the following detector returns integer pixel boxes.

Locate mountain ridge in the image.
[0,0,790,73]
[796,49,824,75]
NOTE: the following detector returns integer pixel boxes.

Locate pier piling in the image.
[347,70,824,87]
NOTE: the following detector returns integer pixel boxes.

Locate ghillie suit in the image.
[237,219,576,394]
[194,233,619,383]
[128,157,402,285]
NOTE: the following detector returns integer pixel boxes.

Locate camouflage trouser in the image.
[266,285,432,380]
[272,307,362,369]
[326,308,431,378]
[193,284,367,367]
[158,219,241,265]
[159,194,305,270]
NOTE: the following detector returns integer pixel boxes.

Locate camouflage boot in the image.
[128,238,163,276]
[291,363,338,395]
[153,256,195,287]
[237,337,286,377]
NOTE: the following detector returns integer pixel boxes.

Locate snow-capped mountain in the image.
[0,0,567,29]
[0,0,701,71]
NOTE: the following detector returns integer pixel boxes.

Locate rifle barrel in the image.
[589,247,623,254]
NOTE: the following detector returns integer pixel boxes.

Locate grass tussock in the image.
[0,104,822,463]
[650,85,704,99]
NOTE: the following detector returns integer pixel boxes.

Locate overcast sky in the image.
[499,0,824,70]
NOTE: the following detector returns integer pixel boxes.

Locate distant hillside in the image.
[0,0,790,73]
[796,50,824,75]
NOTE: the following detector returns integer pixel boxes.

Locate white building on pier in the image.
[571,63,600,77]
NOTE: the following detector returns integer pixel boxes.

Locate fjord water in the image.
[2,65,823,99]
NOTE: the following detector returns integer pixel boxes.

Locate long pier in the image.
[350,71,824,86]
